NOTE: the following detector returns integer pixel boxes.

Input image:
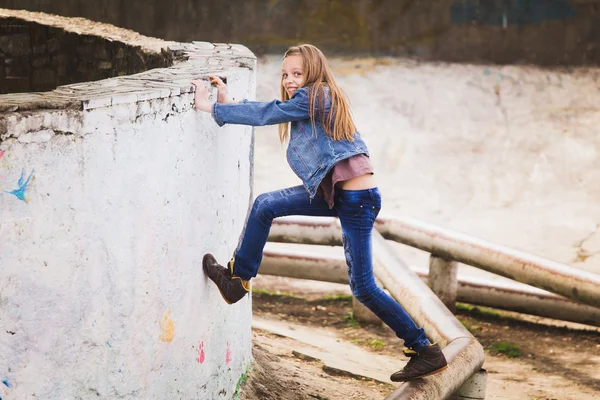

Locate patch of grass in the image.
[457,317,481,334]
[456,303,475,312]
[320,293,353,303]
[456,303,501,318]
[343,311,360,328]
[488,341,520,358]
[232,364,251,400]
[457,317,474,332]
[368,339,385,350]
[252,288,297,298]
[350,338,364,344]
[475,307,501,318]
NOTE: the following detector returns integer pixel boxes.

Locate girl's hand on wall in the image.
[209,75,231,104]
[191,79,212,112]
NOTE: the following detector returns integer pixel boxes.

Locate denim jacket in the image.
[212,86,370,198]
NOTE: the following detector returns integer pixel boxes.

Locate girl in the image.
[191,44,447,382]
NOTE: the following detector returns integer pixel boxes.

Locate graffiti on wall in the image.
[196,341,205,364]
[159,311,175,342]
[225,342,232,365]
[0,377,11,400]
[451,0,576,26]
[0,150,35,203]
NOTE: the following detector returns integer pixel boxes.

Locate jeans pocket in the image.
[336,197,364,218]
[359,199,380,223]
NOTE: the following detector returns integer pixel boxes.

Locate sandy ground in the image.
[253,56,600,276]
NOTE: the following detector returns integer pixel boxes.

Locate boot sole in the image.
[203,266,249,305]
[392,364,449,382]
[216,288,234,305]
[206,274,235,305]
[214,279,249,305]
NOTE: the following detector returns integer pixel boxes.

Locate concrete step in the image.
[252,315,404,385]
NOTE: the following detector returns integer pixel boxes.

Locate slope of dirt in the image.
[241,331,394,400]
[239,275,600,400]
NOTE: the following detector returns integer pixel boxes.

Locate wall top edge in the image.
[0,8,256,114]
[0,42,256,114]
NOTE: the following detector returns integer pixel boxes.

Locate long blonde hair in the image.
[278,44,356,143]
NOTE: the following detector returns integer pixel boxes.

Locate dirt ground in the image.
[239,275,600,400]
[239,332,393,400]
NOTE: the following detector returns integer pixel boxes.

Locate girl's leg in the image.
[335,187,430,352]
[233,185,337,280]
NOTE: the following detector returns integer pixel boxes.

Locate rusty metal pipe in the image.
[262,246,348,284]
[269,216,342,245]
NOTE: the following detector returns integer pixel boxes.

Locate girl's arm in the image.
[211,92,309,127]
[191,79,310,127]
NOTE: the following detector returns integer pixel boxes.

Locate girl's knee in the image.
[252,193,275,223]
[351,282,378,303]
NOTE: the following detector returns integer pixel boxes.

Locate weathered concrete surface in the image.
[253,315,401,385]
[253,56,600,278]
[0,21,256,400]
[1,0,599,65]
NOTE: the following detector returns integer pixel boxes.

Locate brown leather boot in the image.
[390,343,448,382]
[202,254,250,304]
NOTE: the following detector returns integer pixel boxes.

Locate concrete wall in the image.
[0,0,599,65]
[0,13,257,399]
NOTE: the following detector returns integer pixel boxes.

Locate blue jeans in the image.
[233,185,431,352]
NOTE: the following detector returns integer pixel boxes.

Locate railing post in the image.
[429,255,459,313]
[453,368,488,399]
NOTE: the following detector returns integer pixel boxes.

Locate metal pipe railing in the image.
[267,215,600,399]
[375,216,600,308]
[269,216,600,309]
[267,218,485,399]
[261,243,600,327]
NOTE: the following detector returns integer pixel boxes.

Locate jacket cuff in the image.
[212,103,225,127]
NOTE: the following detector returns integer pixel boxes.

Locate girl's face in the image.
[281,55,304,96]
